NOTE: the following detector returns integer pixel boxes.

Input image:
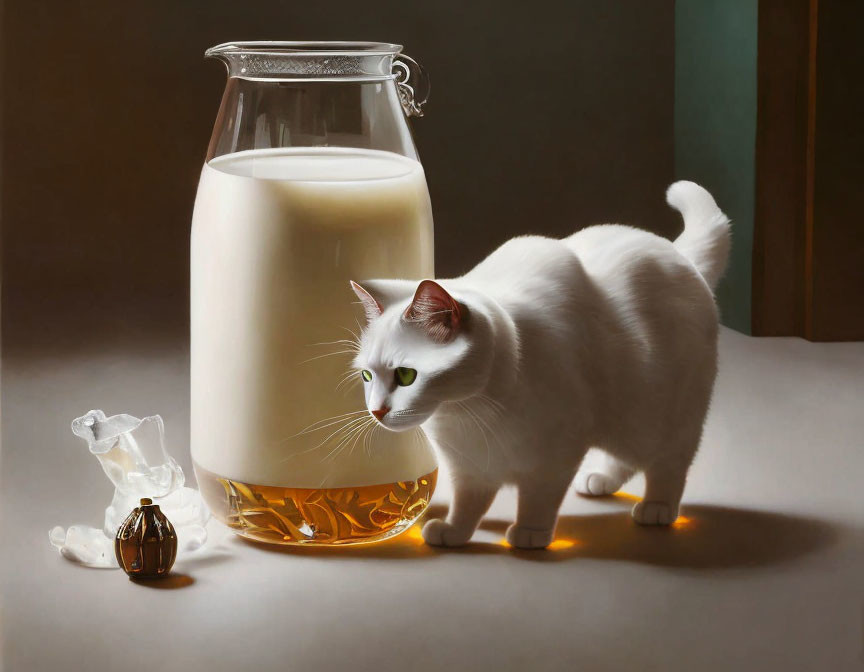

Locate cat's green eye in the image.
[395,367,417,386]
[361,369,373,383]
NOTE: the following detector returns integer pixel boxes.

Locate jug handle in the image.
[393,54,430,118]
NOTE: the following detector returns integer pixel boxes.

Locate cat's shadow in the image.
[235,495,839,570]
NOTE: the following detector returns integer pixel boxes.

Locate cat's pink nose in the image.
[371,407,390,422]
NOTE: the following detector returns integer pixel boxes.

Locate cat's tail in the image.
[667,181,731,291]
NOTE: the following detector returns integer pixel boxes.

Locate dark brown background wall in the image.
[2,1,675,356]
[810,0,864,341]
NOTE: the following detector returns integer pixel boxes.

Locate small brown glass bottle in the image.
[115,498,177,578]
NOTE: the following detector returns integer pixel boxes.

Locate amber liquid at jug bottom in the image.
[195,464,437,546]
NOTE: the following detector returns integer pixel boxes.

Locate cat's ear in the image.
[350,279,416,322]
[350,281,383,322]
[404,280,465,343]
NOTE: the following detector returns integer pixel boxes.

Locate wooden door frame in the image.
[752,0,817,338]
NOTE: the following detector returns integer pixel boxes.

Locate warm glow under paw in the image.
[613,491,642,503]
[499,537,578,550]
[613,492,691,527]
[406,526,425,543]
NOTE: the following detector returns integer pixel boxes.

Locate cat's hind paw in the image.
[574,472,619,497]
[505,524,555,550]
[421,519,473,547]
[631,500,678,526]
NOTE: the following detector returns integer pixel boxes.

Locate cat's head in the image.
[349,279,493,431]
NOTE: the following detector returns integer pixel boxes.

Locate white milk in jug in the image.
[191,147,437,545]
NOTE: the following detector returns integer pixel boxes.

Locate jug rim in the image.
[205,41,404,58]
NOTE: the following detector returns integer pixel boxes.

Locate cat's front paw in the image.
[505,524,554,550]
[631,500,679,525]
[421,519,473,547]
[574,472,618,496]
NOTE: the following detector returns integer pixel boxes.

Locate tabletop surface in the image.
[2,327,863,672]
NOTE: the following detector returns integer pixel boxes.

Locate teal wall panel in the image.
[675,0,758,333]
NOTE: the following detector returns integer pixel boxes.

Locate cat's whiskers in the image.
[308,338,361,352]
[476,393,506,414]
[389,408,423,419]
[363,422,379,457]
[466,395,507,433]
[282,409,368,441]
[298,349,358,365]
[324,417,375,462]
[302,415,370,462]
[338,380,362,395]
[410,427,430,456]
[348,418,377,458]
[336,368,362,392]
[471,396,511,455]
[298,335,362,366]
[432,434,485,473]
[456,400,496,470]
[339,324,363,346]
[344,418,369,458]
[445,401,488,468]
[454,397,509,471]
[277,412,371,462]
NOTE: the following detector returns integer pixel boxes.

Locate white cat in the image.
[350,181,730,549]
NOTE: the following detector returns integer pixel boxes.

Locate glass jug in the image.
[191,42,437,546]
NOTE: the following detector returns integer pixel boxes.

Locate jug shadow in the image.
[232,495,839,570]
[129,573,196,589]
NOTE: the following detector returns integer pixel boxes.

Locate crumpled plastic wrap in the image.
[49,410,210,568]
